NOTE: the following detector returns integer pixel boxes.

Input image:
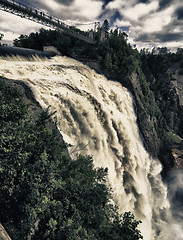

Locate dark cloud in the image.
[119,26,129,32]
[20,0,39,8]
[102,0,115,9]
[156,32,183,42]
[136,31,183,43]
[98,8,111,20]
[110,10,122,25]
[138,0,149,3]
[55,0,74,6]
[159,0,172,10]
[19,0,49,13]
[175,7,183,20]
[102,0,114,5]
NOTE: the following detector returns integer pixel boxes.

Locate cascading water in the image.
[0,55,182,240]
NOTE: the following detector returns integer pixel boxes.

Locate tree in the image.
[102,19,110,33]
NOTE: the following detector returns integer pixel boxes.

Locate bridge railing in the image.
[0,0,95,44]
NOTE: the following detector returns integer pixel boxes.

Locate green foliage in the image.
[139,48,183,172]
[13,27,136,75]
[0,78,143,240]
[140,48,179,130]
[13,28,92,58]
[102,19,110,33]
[97,31,138,76]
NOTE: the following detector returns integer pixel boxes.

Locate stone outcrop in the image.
[43,46,61,56]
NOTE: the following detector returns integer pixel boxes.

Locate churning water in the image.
[0,55,182,240]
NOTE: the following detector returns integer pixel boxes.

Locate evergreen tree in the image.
[102,19,110,33]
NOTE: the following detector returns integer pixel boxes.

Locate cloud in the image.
[39,0,103,22]
[175,7,183,20]
[102,0,115,8]
[136,32,183,43]
[0,11,42,34]
[55,0,74,6]
[106,0,127,9]
[138,0,149,3]
[1,0,183,50]
[123,2,159,22]
[0,10,49,45]
[141,6,173,33]
[110,10,122,25]
[159,0,173,10]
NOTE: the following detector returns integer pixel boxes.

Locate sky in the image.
[0,0,183,51]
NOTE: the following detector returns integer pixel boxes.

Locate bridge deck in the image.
[0,0,95,44]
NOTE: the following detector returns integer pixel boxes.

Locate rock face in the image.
[0,224,11,240]
[127,72,161,156]
[171,61,183,106]
[169,62,183,169]
[171,141,183,169]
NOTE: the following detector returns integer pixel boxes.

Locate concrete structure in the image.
[43,46,61,55]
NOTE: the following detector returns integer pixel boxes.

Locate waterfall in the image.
[0,55,182,240]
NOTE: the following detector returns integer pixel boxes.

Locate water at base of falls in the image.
[0,55,182,240]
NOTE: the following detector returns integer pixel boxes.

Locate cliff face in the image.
[130,69,183,171]
[171,61,183,106]
[171,141,183,169]
[170,62,183,169]
[127,72,161,156]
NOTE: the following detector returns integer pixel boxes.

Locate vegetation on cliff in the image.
[0,78,142,239]
[140,48,182,170]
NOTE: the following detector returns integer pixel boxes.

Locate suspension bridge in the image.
[0,0,96,44]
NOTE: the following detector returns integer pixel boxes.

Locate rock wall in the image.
[171,61,183,106]
[171,141,183,169]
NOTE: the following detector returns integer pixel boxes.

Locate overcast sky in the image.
[0,0,183,51]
